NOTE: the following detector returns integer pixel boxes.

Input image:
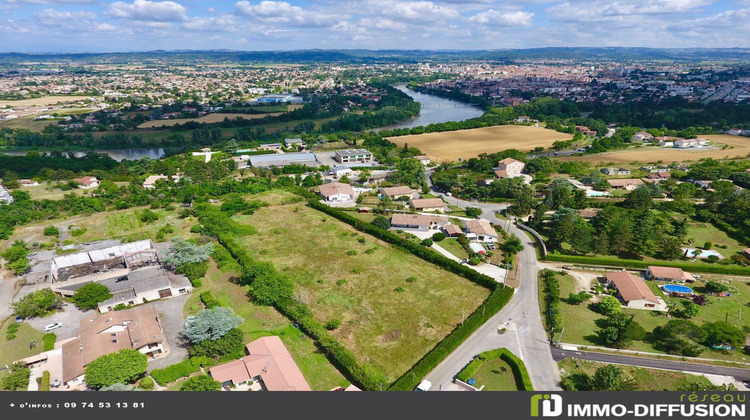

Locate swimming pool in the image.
[662,284,694,294]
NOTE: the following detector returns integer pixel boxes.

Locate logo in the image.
[531,394,564,417]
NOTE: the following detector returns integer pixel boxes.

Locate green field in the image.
[559,359,713,391]
[183,260,347,391]
[471,358,519,391]
[0,320,45,368]
[438,238,468,259]
[232,191,490,382]
[541,271,750,362]
[686,222,747,258]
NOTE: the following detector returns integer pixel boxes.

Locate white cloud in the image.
[107,0,188,22]
[369,0,460,22]
[359,17,407,31]
[547,0,715,22]
[183,14,240,32]
[5,0,96,4]
[235,1,345,27]
[469,9,533,26]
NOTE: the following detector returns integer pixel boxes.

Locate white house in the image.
[463,219,499,243]
[494,158,525,179]
[414,155,431,166]
[318,182,354,202]
[73,176,99,189]
[330,166,353,178]
[409,198,446,213]
[143,174,181,189]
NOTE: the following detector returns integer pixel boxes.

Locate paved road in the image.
[423,173,561,390]
[552,347,750,382]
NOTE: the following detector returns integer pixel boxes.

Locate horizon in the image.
[0,0,748,53]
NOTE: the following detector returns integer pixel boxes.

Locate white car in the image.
[44,322,63,331]
[415,380,432,391]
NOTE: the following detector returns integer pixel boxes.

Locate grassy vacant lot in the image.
[386,125,573,163]
[233,191,490,382]
[558,134,750,164]
[18,181,130,201]
[0,320,45,367]
[0,206,198,250]
[137,112,284,128]
[559,359,712,391]
[471,358,519,391]
[0,95,97,107]
[183,260,347,391]
[438,238,468,260]
[542,271,750,362]
[686,222,747,258]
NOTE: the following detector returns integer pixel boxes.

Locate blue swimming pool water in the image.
[663,284,694,293]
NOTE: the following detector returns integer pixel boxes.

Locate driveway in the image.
[148,294,190,371]
[25,303,92,340]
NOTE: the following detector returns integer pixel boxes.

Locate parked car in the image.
[415,380,432,391]
[44,322,62,331]
[14,315,23,323]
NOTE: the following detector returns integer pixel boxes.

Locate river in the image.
[378,84,485,131]
[0,147,166,162]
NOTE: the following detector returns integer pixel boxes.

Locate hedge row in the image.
[150,356,212,386]
[304,195,497,289]
[541,270,562,335]
[40,371,50,391]
[456,348,533,391]
[544,253,750,276]
[42,333,56,351]
[218,233,385,391]
[387,286,514,391]
[200,292,219,309]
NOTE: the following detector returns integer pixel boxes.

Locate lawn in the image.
[543,271,750,363]
[232,191,490,382]
[558,359,712,391]
[438,238,468,260]
[686,222,747,258]
[0,319,45,367]
[183,260,347,391]
[471,357,519,391]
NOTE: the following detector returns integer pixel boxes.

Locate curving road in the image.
[423,171,561,391]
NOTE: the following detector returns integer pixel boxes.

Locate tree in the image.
[183,307,243,343]
[589,365,636,391]
[501,236,524,255]
[653,319,707,357]
[163,238,214,267]
[180,375,221,391]
[325,319,341,330]
[420,238,433,247]
[372,215,391,230]
[432,232,446,242]
[704,281,729,294]
[12,289,63,318]
[139,209,160,223]
[43,226,59,237]
[464,207,482,218]
[1,363,30,391]
[703,321,745,349]
[681,301,700,318]
[623,186,654,211]
[248,272,294,306]
[566,291,592,305]
[84,349,148,390]
[596,295,621,315]
[596,312,642,348]
[71,283,113,310]
[188,328,244,358]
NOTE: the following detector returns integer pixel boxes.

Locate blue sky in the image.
[0,0,748,52]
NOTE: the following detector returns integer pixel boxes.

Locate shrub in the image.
[372,215,391,230]
[70,228,87,237]
[139,209,160,224]
[346,250,357,256]
[597,296,622,315]
[40,371,50,391]
[200,292,219,309]
[180,375,221,391]
[703,241,713,250]
[468,257,481,265]
[6,323,20,341]
[394,286,405,292]
[566,291,592,305]
[150,357,208,386]
[176,261,208,285]
[336,279,347,286]
[188,329,244,359]
[420,238,433,247]
[432,232,446,242]
[705,281,729,294]
[43,333,56,351]
[405,276,417,283]
[1,363,30,391]
[139,377,155,390]
[248,272,294,306]
[43,226,59,237]
[325,319,341,330]
[84,349,148,389]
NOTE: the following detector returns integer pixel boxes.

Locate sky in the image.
[0,0,748,52]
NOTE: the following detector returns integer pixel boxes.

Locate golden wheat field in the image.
[558,134,750,164]
[137,112,283,128]
[386,125,573,162]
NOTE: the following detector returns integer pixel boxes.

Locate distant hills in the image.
[2,48,750,63]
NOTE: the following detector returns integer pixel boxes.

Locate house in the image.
[330,166,352,178]
[644,172,671,182]
[694,180,713,189]
[463,219,499,243]
[379,186,415,200]
[318,182,354,202]
[605,271,662,310]
[727,128,742,136]
[575,126,597,136]
[143,174,181,189]
[334,149,373,164]
[631,132,653,142]
[409,198,446,213]
[209,336,311,391]
[414,155,431,166]
[258,143,283,152]
[645,266,696,283]
[283,138,306,149]
[744,248,750,259]
[495,158,525,179]
[515,116,532,123]
[675,138,709,148]
[600,167,631,176]
[607,178,644,190]
[390,214,448,231]
[443,224,462,237]
[73,176,99,189]
[19,179,39,187]
[61,306,166,385]
[577,208,600,219]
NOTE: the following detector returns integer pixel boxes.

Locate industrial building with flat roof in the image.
[248,152,319,168]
